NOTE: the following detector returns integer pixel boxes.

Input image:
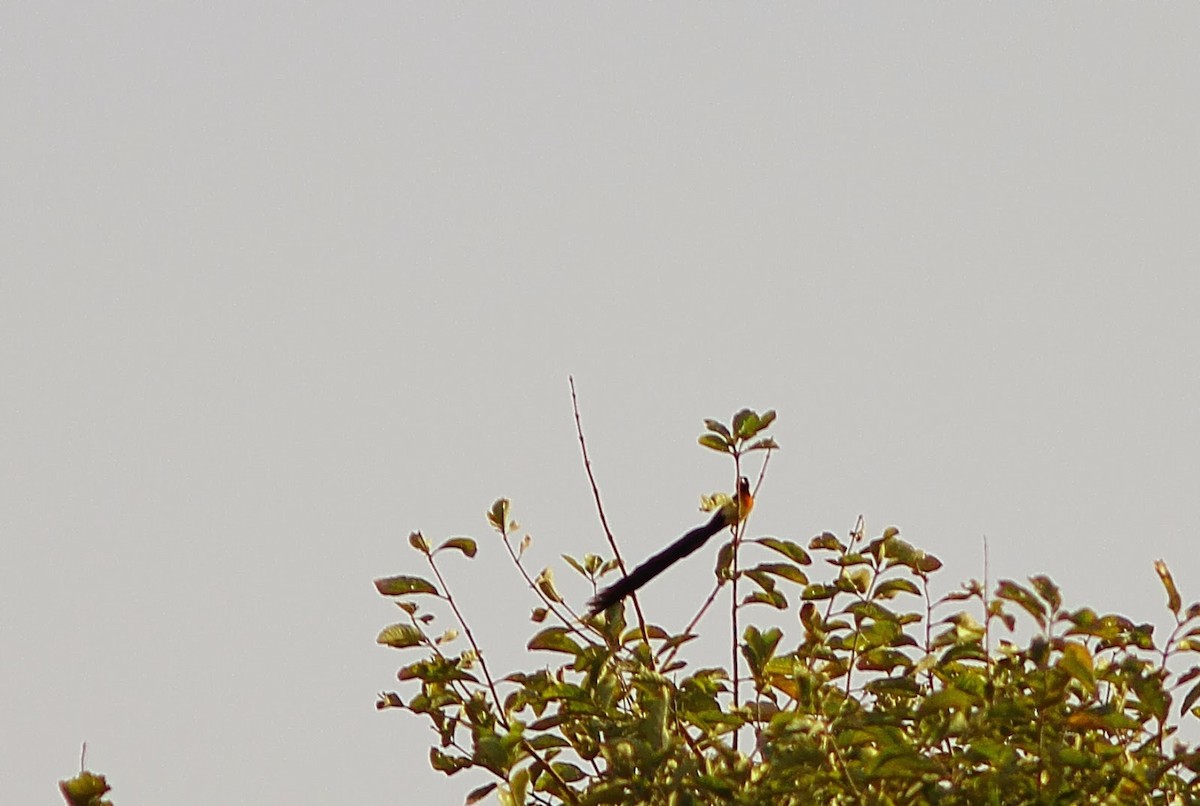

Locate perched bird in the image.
[588,477,754,615]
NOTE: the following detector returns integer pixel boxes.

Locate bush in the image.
[375,408,1200,804]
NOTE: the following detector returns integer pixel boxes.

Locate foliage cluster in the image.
[376,408,1200,804]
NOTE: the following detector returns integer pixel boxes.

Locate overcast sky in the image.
[3,5,1199,804]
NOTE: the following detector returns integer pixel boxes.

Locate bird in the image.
[587,476,754,616]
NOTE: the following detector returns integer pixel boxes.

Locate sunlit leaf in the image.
[698,434,731,453]
[527,627,582,655]
[430,747,472,775]
[742,590,788,609]
[1058,641,1095,692]
[487,499,510,533]
[809,532,845,552]
[1155,560,1182,616]
[409,531,432,554]
[875,578,921,599]
[750,562,809,585]
[466,783,498,804]
[377,623,425,649]
[1180,679,1200,716]
[438,537,478,558]
[536,567,563,603]
[755,538,812,565]
[375,575,439,596]
[996,580,1047,628]
[1030,574,1062,612]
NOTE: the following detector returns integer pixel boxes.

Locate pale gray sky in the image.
[3,5,1198,804]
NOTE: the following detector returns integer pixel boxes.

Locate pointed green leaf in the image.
[755,538,811,565]
[698,434,731,453]
[527,627,582,655]
[1058,641,1095,692]
[1155,560,1182,616]
[437,537,478,558]
[408,531,431,553]
[703,419,731,439]
[809,532,845,552]
[487,499,510,532]
[1180,679,1200,716]
[732,408,756,438]
[746,437,779,452]
[536,567,563,603]
[430,747,472,775]
[375,575,439,596]
[749,562,809,585]
[996,580,1047,627]
[561,554,587,577]
[466,783,498,805]
[1030,574,1062,612]
[377,623,425,649]
[742,590,788,609]
[875,578,921,599]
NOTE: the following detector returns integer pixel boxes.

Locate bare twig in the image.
[568,377,650,645]
[499,524,596,644]
[731,457,743,753]
[425,554,509,730]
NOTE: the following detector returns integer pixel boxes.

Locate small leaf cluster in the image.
[698,409,777,456]
[59,771,113,806]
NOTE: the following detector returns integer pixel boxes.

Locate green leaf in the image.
[742,590,788,609]
[561,554,587,577]
[549,761,587,783]
[59,771,111,806]
[536,568,563,603]
[874,578,921,599]
[732,408,758,438]
[487,499,510,533]
[698,434,730,453]
[746,437,779,452]
[917,687,980,715]
[408,531,431,553]
[375,575,439,596]
[1058,641,1095,692]
[743,626,783,675]
[715,541,735,580]
[509,766,530,806]
[1030,574,1062,612]
[429,747,472,775]
[703,418,731,439]
[809,532,845,552]
[466,783,498,804]
[996,580,1047,628]
[801,583,839,601]
[527,627,582,655]
[750,562,809,585]
[1180,679,1200,716]
[437,537,478,558]
[755,538,812,565]
[377,623,425,649]
[1155,560,1182,616]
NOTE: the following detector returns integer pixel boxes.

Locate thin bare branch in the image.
[568,376,650,645]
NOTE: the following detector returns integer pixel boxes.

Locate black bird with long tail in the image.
[587,477,754,616]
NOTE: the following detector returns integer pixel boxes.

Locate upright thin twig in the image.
[425,555,509,730]
[731,457,743,753]
[568,377,650,645]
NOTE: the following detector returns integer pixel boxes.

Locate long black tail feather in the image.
[587,512,726,616]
